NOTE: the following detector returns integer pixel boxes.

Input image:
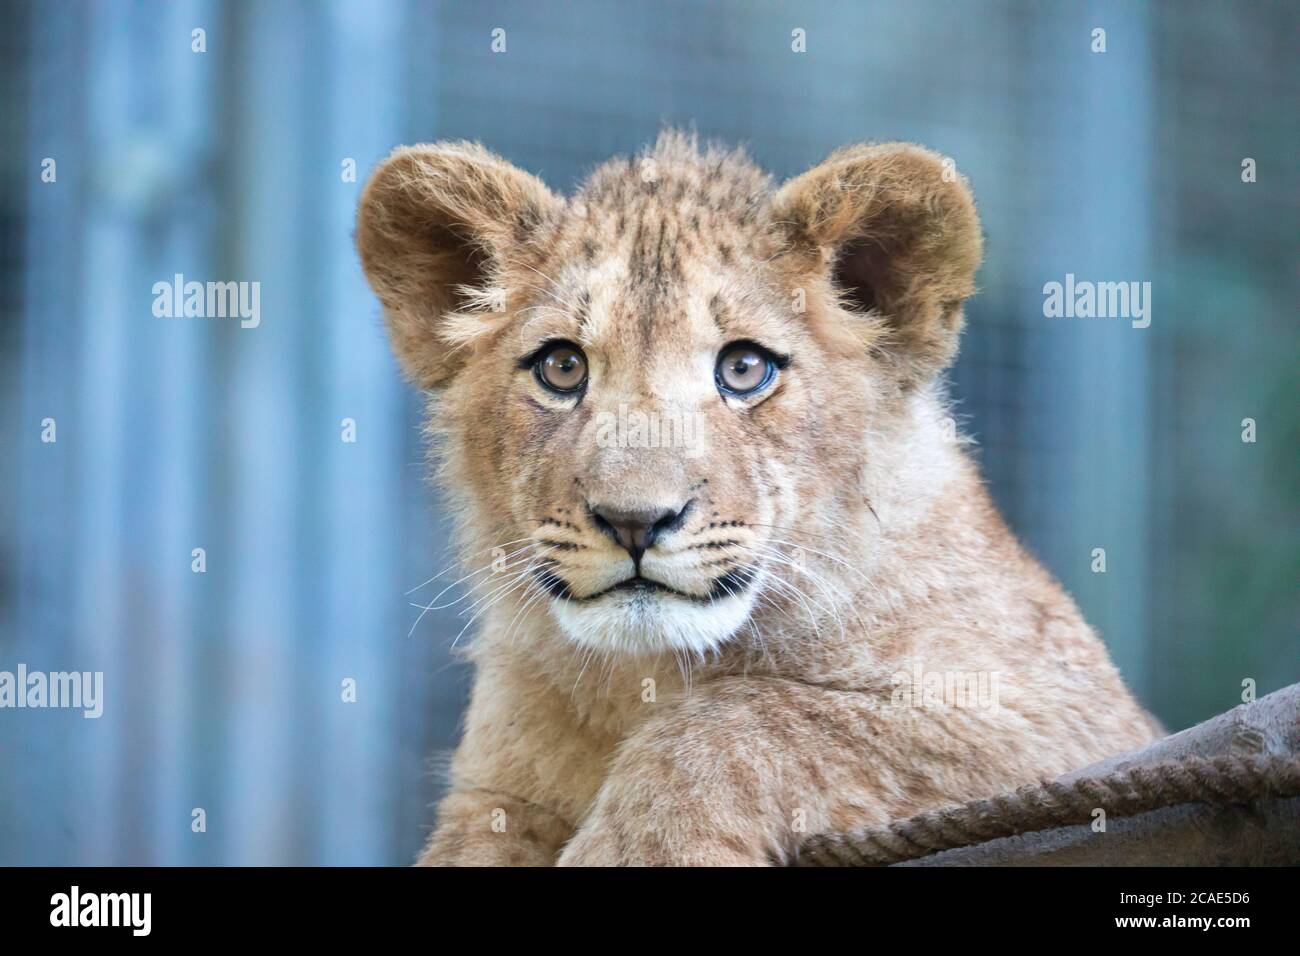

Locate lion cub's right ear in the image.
[355,143,560,388]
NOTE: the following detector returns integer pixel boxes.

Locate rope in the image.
[794,754,1300,866]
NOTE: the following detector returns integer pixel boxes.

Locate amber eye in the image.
[716,342,777,396]
[534,342,588,393]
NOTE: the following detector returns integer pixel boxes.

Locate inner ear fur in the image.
[772,143,983,384]
[355,142,560,388]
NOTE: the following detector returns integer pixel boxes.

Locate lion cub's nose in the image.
[589,502,691,564]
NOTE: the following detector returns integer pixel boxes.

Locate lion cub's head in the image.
[357,132,981,658]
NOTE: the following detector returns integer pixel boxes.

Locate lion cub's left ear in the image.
[771,143,983,384]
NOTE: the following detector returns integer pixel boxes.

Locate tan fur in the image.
[356,131,1157,866]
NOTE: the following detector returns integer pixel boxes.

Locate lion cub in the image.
[356,132,1157,865]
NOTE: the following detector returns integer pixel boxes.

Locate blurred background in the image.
[1,0,1295,865]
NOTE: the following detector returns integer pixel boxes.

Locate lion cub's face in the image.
[465,217,850,657]
[358,133,982,657]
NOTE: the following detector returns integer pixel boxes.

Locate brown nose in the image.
[589,502,692,564]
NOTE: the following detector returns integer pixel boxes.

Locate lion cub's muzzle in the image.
[531,494,760,605]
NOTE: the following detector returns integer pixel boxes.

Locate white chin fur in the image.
[550,588,755,657]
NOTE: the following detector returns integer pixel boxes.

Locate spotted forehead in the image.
[521,247,793,362]
[564,137,775,268]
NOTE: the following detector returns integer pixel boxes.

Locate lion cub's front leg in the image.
[419,788,572,866]
[559,676,881,866]
[417,654,607,866]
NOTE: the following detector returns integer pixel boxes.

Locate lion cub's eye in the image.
[534,342,588,393]
[715,342,778,397]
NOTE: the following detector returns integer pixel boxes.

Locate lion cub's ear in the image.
[772,143,983,384]
[356,142,560,387]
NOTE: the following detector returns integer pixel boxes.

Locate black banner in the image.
[0,866,1289,941]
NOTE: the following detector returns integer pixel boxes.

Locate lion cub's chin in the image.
[549,588,756,657]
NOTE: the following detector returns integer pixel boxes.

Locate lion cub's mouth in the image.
[608,575,677,597]
[535,568,757,604]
